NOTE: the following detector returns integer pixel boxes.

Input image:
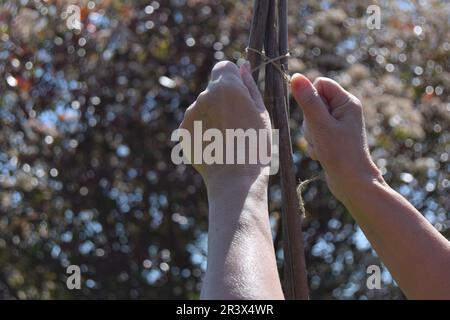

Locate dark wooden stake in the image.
[247,0,270,83]
[248,0,309,300]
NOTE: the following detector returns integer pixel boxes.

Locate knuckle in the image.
[196,90,211,108]
[184,92,210,119]
[351,96,362,107]
[211,60,239,78]
[350,97,363,113]
[184,105,194,117]
[182,103,195,118]
[212,60,235,70]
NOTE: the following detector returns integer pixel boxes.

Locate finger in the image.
[240,61,265,111]
[313,77,353,111]
[211,60,242,82]
[290,73,332,124]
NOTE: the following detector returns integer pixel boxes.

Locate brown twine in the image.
[296,174,322,218]
[246,46,324,218]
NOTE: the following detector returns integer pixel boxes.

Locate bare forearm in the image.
[200,173,284,299]
[340,175,450,299]
[289,73,450,299]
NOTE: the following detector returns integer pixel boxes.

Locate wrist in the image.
[206,171,269,225]
[333,166,386,207]
[326,160,385,205]
[204,168,269,195]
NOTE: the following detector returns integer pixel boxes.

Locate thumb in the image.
[313,77,353,111]
[290,73,332,124]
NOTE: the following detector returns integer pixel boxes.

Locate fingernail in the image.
[292,73,312,95]
[291,73,302,92]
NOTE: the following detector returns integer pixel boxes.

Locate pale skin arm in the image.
[201,172,283,299]
[340,174,450,299]
[290,74,450,299]
[179,61,283,299]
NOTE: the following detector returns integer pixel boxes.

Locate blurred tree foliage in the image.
[0,0,448,299]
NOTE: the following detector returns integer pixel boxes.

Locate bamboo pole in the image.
[248,0,309,299]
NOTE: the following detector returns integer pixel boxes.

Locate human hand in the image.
[290,74,383,202]
[179,61,272,185]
